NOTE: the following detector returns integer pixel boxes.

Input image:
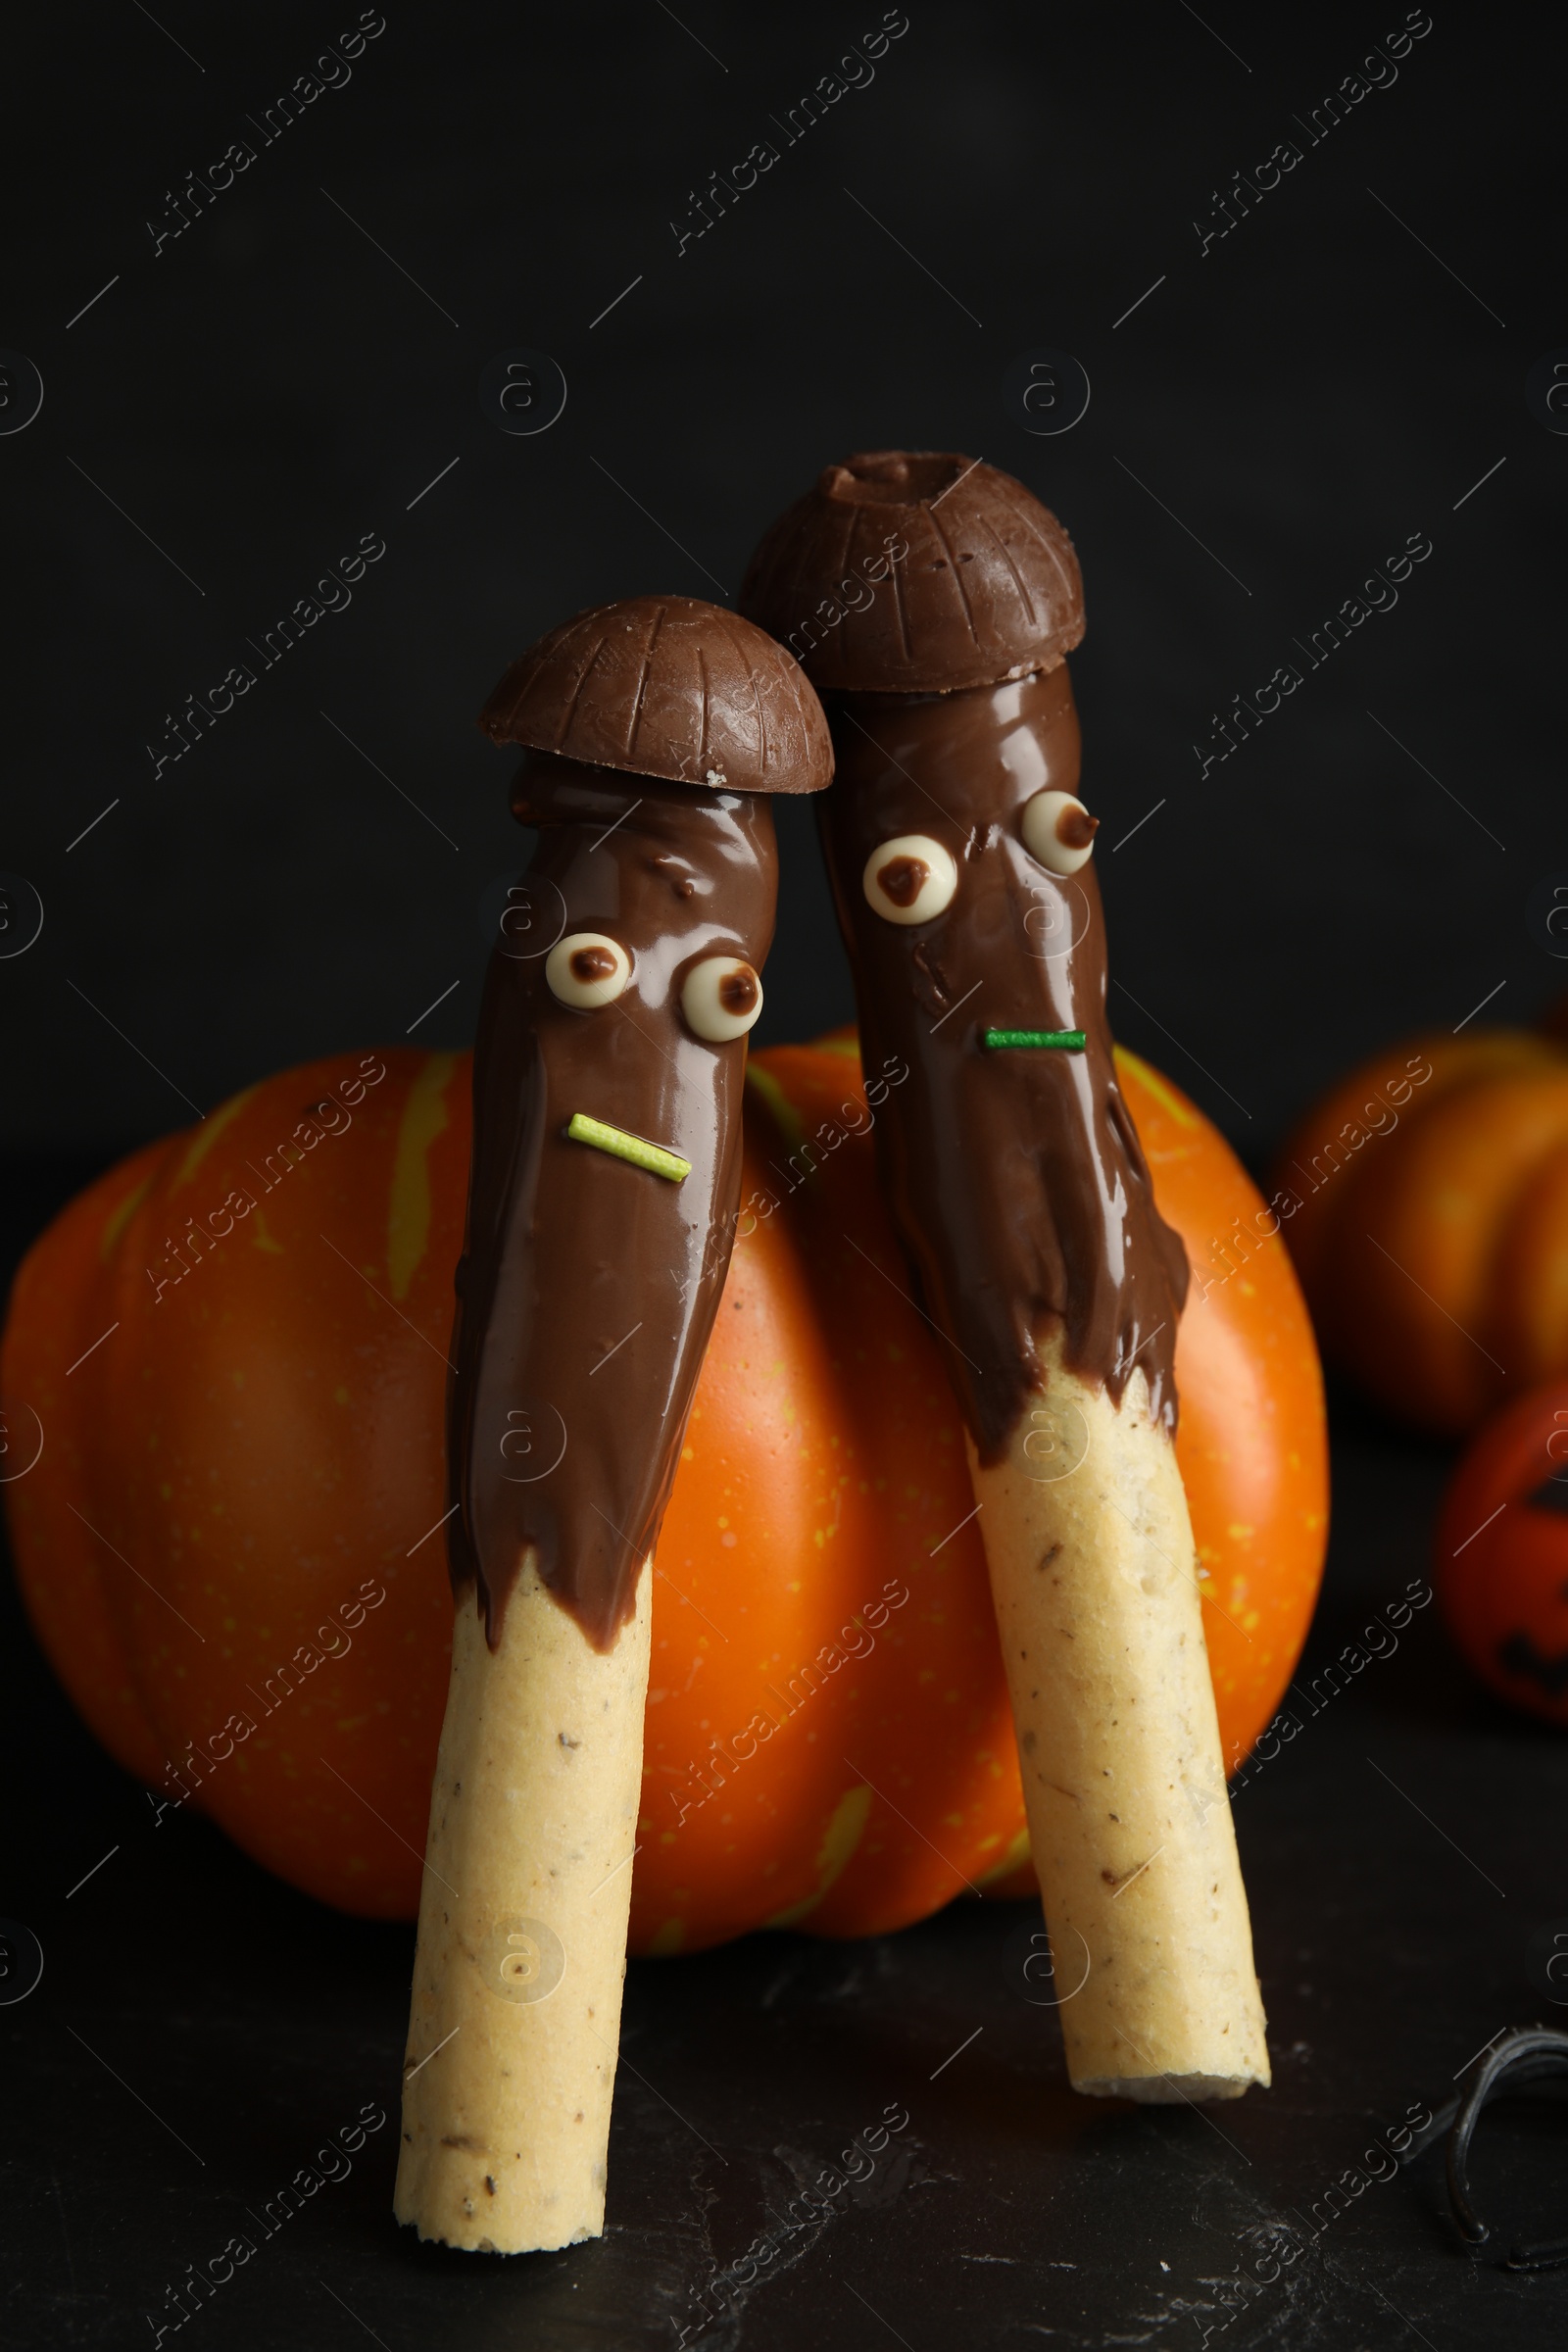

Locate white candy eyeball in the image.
[1021,790,1099,876]
[545,931,631,1008]
[861,834,959,925]
[681,955,763,1043]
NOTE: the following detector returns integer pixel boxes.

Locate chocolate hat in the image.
[739,451,1085,695]
[481,593,833,794]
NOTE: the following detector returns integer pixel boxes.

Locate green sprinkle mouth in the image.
[982,1029,1087,1053]
[565,1112,692,1182]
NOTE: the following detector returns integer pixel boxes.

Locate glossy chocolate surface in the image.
[449,755,777,1647]
[817,665,1188,1460]
[739,451,1085,694]
[481,593,833,795]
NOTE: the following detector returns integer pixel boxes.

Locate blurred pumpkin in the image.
[1274,1026,1568,1436]
[1436,1379,1568,1726]
[1,1033,1326,1951]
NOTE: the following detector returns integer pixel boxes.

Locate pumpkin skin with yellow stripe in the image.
[0,1035,1325,1949]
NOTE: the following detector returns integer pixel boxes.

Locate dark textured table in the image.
[4,1163,1567,2352]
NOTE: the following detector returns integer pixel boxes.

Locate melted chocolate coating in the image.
[450,756,777,1648]
[817,664,1188,1462]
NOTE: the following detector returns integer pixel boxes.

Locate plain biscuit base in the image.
[395,1561,652,2250]
[969,1334,1270,2102]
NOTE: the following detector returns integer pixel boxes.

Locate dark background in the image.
[5,3,1568,2347]
[4,0,1565,1161]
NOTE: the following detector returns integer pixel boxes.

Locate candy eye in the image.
[1021,790,1099,876]
[861,834,959,925]
[546,932,631,1008]
[681,955,763,1043]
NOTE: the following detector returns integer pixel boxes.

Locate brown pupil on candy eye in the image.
[877,856,929,908]
[1056,805,1100,850]
[570,946,618,983]
[718,966,759,1015]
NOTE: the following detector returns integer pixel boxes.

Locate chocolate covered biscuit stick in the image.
[742,456,1268,2101]
[395,597,832,2250]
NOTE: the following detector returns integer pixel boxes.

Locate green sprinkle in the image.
[566,1112,691,1183]
[983,1028,1087,1053]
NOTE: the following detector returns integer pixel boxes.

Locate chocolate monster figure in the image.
[397,596,833,2254]
[740,457,1270,2106]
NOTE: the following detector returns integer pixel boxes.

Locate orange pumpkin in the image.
[1,1033,1326,1951]
[1275,1026,1568,1436]
[1436,1378,1568,1725]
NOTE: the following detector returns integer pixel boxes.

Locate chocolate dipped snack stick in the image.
[742,455,1268,2102]
[395,597,832,2250]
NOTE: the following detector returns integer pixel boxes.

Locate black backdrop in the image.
[5,0,1565,1165]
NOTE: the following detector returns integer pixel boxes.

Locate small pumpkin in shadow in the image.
[1437,1378,1568,1726]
